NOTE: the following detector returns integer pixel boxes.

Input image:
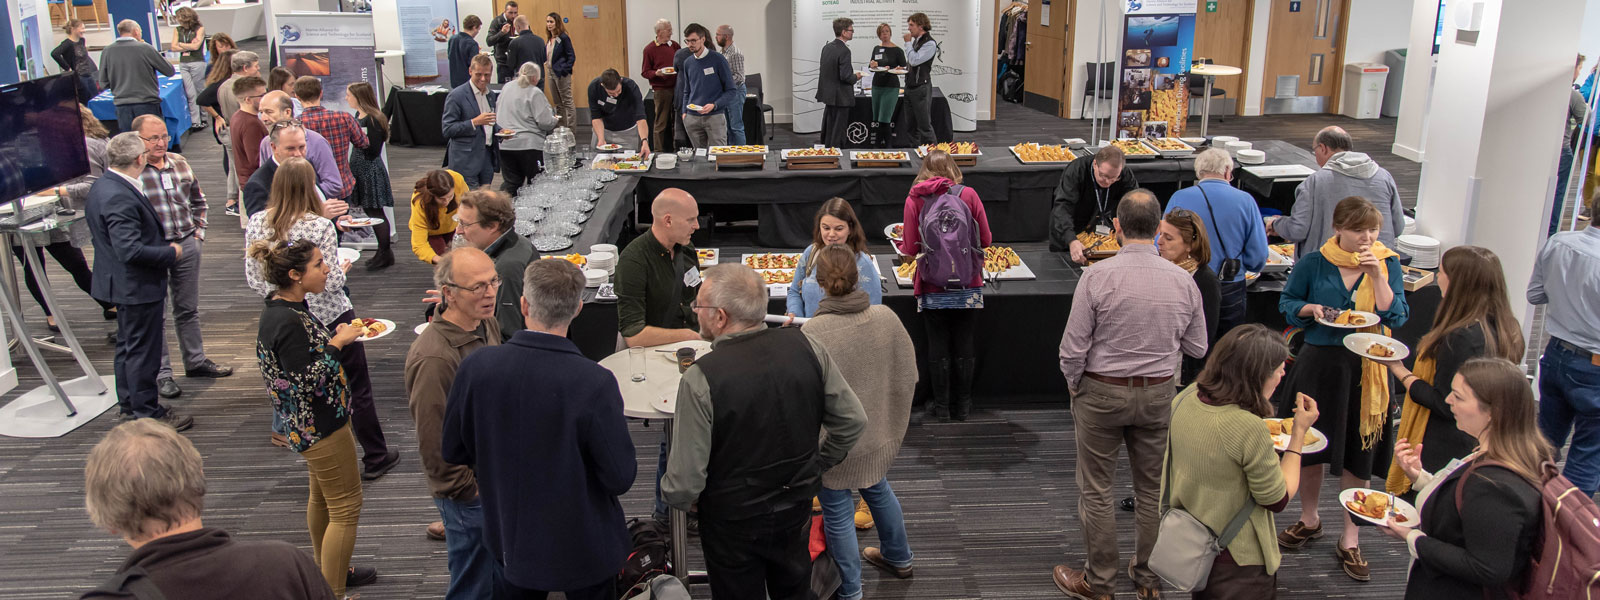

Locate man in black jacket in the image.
[447,15,482,89]
[486,1,519,83]
[507,15,546,87]
[1050,145,1141,262]
[816,18,862,149]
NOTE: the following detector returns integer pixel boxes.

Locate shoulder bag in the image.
[1147,392,1258,592]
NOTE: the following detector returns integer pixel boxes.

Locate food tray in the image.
[753,269,793,298]
[1009,144,1081,165]
[779,148,842,159]
[591,153,647,171]
[849,151,911,165]
[696,248,718,267]
[707,145,769,156]
[741,253,803,271]
[1107,139,1159,160]
[886,254,1036,288]
[915,143,982,158]
[1263,247,1294,273]
[1144,137,1196,157]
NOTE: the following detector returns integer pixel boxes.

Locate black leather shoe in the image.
[346,566,378,587]
[157,377,182,399]
[106,330,118,345]
[362,452,401,481]
[1119,497,1135,512]
[184,360,234,378]
[158,410,194,432]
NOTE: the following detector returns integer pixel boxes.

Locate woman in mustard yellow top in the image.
[409,169,466,263]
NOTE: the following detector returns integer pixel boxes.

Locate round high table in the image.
[1190,63,1242,137]
[598,339,713,585]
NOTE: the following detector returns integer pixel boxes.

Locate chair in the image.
[1189,58,1227,117]
[70,0,108,30]
[1080,61,1114,119]
[747,73,774,142]
[47,0,67,26]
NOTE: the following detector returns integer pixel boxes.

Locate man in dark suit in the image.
[85,132,193,431]
[243,123,306,217]
[443,54,500,189]
[506,15,546,87]
[816,18,864,149]
[448,15,483,89]
[485,1,519,83]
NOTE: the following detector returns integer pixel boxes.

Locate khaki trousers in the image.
[651,86,676,152]
[1070,376,1173,594]
[301,423,363,595]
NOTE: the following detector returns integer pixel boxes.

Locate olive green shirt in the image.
[615,229,699,338]
[1165,384,1289,574]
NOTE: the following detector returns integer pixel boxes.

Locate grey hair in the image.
[522,259,585,328]
[269,121,305,145]
[653,18,673,33]
[116,19,139,36]
[230,50,259,72]
[1192,148,1233,178]
[717,24,733,36]
[106,132,145,169]
[699,264,765,326]
[518,61,544,87]
[433,246,488,311]
[84,420,206,541]
[1313,126,1353,152]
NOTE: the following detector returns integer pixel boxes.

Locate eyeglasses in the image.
[444,276,502,296]
[241,93,265,101]
[689,302,722,312]
[453,214,480,228]
[140,134,170,143]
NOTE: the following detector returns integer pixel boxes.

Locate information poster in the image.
[1117,0,1195,139]
[275,12,374,112]
[792,0,980,135]
[395,0,457,86]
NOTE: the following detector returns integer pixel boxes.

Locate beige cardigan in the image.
[804,305,919,490]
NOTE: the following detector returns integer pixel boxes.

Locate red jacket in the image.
[642,39,680,90]
[896,177,992,295]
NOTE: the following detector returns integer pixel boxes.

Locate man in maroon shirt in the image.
[641,18,680,153]
[293,76,368,201]
[228,76,268,194]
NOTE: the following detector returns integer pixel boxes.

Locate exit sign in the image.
[1290,1,1301,11]
[1206,1,1217,12]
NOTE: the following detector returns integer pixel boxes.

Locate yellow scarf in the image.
[1385,355,1437,494]
[1318,236,1398,451]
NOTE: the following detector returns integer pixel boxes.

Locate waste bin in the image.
[1341,63,1389,119]
[1382,48,1407,117]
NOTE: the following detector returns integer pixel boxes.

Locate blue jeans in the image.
[1553,145,1576,235]
[726,84,747,145]
[434,497,501,600]
[819,479,913,600]
[1538,338,1600,495]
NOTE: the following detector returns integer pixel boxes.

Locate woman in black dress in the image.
[1158,208,1220,384]
[49,19,98,103]
[866,23,906,148]
[343,82,396,270]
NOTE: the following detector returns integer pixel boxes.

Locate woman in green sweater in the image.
[1167,324,1320,598]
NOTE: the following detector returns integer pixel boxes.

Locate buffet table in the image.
[642,88,955,149]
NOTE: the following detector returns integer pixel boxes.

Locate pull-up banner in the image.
[1116,0,1196,139]
[274,11,374,112]
[395,0,457,86]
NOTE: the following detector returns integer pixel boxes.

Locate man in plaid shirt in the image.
[292,77,368,200]
[715,25,747,145]
[132,115,234,401]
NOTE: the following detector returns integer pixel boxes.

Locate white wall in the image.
[1390,0,1437,162]
[1065,0,1124,121]
[1242,0,1270,116]
[1343,0,1413,65]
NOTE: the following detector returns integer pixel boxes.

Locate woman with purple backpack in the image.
[895,150,991,421]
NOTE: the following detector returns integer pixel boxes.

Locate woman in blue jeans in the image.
[801,245,918,598]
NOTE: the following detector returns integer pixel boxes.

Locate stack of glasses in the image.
[512,166,615,252]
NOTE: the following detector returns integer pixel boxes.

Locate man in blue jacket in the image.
[1165,148,1269,337]
[442,54,499,189]
[86,133,193,431]
[447,15,482,90]
[442,258,636,600]
[676,23,738,149]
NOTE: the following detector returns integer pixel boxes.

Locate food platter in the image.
[1077,231,1121,260]
[343,217,384,228]
[1343,332,1409,362]
[1263,418,1328,454]
[915,142,981,157]
[591,153,648,171]
[1263,246,1295,273]
[889,248,1036,287]
[1316,309,1379,329]
[542,253,588,267]
[779,148,842,158]
[742,253,801,270]
[353,318,395,342]
[696,248,718,267]
[884,222,904,241]
[850,151,911,167]
[1009,143,1081,164]
[1340,488,1419,526]
[1108,139,1159,160]
[708,145,769,156]
[1144,137,1196,157]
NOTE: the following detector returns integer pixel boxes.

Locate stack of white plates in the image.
[1211,135,1239,146]
[1225,141,1253,157]
[1236,149,1266,164]
[588,251,617,275]
[1396,234,1442,269]
[590,243,617,255]
[1403,215,1417,235]
[583,269,609,287]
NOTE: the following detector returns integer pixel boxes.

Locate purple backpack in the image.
[916,184,982,288]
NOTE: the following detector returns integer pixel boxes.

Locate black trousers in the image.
[923,307,978,364]
[699,504,814,600]
[496,62,514,84]
[495,576,615,600]
[330,308,391,471]
[13,242,113,316]
[1217,279,1248,337]
[114,300,167,418]
[114,102,161,134]
[499,148,544,195]
[820,104,852,149]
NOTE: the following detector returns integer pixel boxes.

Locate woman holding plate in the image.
[865,23,906,148]
[1378,358,1548,600]
[497,61,559,195]
[1274,196,1408,582]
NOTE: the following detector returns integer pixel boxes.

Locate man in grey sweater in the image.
[99,20,175,133]
[1267,126,1405,259]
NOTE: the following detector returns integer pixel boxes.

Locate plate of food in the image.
[696,248,718,266]
[743,253,801,270]
[1344,332,1409,362]
[708,145,769,155]
[1109,139,1159,159]
[756,269,795,285]
[889,68,908,75]
[1245,271,1261,286]
[343,217,384,228]
[495,129,517,138]
[915,142,981,157]
[596,143,622,151]
[780,147,842,159]
[686,103,703,112]
[884,222,904,241]
[658,67,676,75]
[1340,488,1419,527]
[1010,142,1080,164]
[1316,309,1380,329]
[352,317,394,342]
[1264,416,1328,454]
[542,253,587,267]
[850,150,911,162]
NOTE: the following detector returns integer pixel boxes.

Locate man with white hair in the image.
[662,263,867,600]
[1267,125,1405,259]
[79,420,334,598]
[98,20,176,132]
[1165,147,1269,337]
[642,18,681,152]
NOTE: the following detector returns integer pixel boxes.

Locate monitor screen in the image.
[0,74,89,202]
[1433,0,1446,54]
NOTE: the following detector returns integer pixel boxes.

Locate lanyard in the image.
[1093,186,1111,226]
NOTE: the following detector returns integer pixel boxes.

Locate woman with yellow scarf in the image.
[1273,197,1409,583]
[1378,246,1525,495]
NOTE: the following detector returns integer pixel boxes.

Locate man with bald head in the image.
[254,90,344,200]
[1266,125,1404,259]
[1054,189,1207,600]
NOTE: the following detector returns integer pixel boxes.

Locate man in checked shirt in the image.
[132,115,234,401]
[293,76,369,203]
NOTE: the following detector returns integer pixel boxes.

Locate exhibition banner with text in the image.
[274,12,374,112]
[1116,0,1195,139]
[395,0,457,87]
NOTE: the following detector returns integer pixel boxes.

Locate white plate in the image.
[413,322,428,335]
[495,130,516,138]
[1343,332,1410,362]
[1340,488,1420,527]
[1263,418,1329,454]
[885,223,904,241]
[337,247,360,264]
[596,143,622,151]
[354,318,396,342]
[344,217,384,228]
[1180,137,1207,145]
[686,104,703,112]
[658,67,676,75]
[1315,310,1380,329]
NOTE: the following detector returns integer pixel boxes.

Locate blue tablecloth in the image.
[87,74,190,149]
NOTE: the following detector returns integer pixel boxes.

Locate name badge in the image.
[160,173,176,190]
[875,51,884,59]
[1095,224,1112,236]
[702,67,715,76]
[605,96,617,104]
[683,267,701,288]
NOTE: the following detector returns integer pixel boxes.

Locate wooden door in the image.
[1260,0,1348,113]
[1019,0,1070,117]
[495,0,627,109]
[1193,0,1253,116]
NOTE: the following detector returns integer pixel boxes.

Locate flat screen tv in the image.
[0,74,89,203]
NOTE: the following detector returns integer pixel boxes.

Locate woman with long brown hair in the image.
[1380,358,1550,600]
[205,32,236,78]
[409,169,467,264]
[169,6,206,127]
[894,150,991,421]
[1159,208,1221,384]
[343,82,396,270]
[785,198,882,318]
[1382,246,1525,494]
[545,12,577,128]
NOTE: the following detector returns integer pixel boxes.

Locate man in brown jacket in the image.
[404,247,503,598]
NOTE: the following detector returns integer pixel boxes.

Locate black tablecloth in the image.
[384,84,503,148]
[839,89,954,148]
[1232,139,1321,216]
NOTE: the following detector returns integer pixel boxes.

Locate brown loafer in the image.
[1051,565,1110,600]
[862,547,912,579]
[1277,520,1324,549]
[1128,563,1160,599]
[426,521,446,541]
[270,433,289,448]
[1335,546,1370,582]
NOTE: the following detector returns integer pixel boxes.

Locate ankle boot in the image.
[926,359,951,420]
[365,248,394,271]
[878,122,894,148]
[951,357,976,421]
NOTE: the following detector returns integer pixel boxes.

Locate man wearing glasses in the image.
[453,190,532,341]
[132,115,233,403]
